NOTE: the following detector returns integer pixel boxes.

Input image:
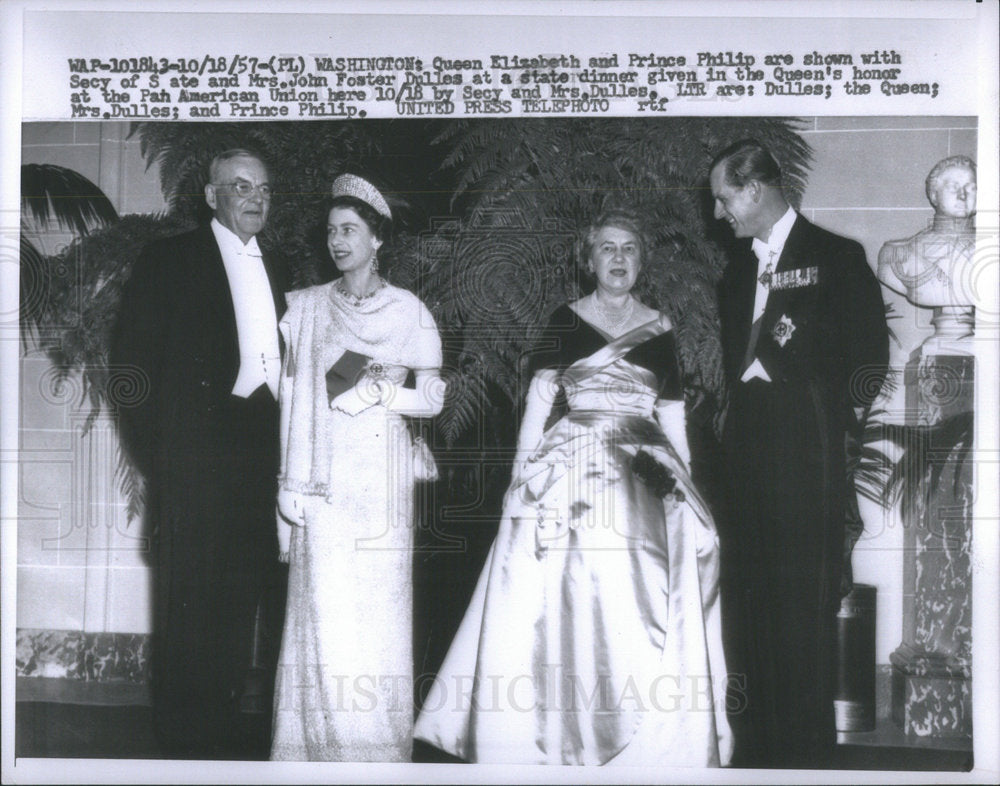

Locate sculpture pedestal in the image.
[890,643,970,737]
[922,306,974,357]
[889,350,973,740]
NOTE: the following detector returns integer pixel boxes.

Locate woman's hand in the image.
[277,489,307,562]
[330,384,377,415]
[277,488,308,526]
[511,449,539,482]
[368,371,447,417]
[371,377,393,405]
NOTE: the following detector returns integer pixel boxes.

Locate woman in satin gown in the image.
[414,207,732,766]
[270,175,445,761]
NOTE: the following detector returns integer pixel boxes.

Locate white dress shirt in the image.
[211,218,281,399]
[741,206,797,383]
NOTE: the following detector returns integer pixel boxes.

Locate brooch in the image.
[771,314,796,347]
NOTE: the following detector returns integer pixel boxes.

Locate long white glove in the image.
[654,398,691,472]
[331,370,446,417]
[512,370,559,476]
[276,487,307,563]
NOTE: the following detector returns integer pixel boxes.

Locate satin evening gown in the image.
[414,305,732,766]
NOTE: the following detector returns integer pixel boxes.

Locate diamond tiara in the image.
[331,174,392,219]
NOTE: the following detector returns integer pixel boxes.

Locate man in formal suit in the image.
[710,139,888,768]
[112,149,286,759]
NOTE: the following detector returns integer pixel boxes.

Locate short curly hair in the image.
[577,206,651,272]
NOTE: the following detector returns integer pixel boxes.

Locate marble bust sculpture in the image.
[877,156,977,345]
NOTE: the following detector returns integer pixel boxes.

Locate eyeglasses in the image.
[213,179,273,198]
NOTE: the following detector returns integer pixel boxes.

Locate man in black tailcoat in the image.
[710,139,888,768]
[112,149,286,759]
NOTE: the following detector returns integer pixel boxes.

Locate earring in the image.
[370,252,379,273]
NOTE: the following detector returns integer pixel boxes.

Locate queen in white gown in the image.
[270,175,444,762]
[413,208,732,766]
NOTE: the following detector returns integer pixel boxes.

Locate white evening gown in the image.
[271,282,441,761]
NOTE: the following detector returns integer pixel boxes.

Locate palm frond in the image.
[21,164,119,235]
[878,412,973,519]
[849,421,897,506]
[115,447,146,523]
[19,233,48,342]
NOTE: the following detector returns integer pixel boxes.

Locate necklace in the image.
[592,293,635,334]
[334,276,386,306]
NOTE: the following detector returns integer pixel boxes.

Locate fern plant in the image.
[410,117,813,446]
[22,118,814,522]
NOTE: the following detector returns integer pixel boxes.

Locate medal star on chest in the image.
[770,314,796,347]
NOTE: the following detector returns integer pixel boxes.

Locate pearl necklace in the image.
[334,276,386,307]
[592,293,635,334]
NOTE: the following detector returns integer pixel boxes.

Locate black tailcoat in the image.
[112,225,287,758]
[716,215,888,767]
